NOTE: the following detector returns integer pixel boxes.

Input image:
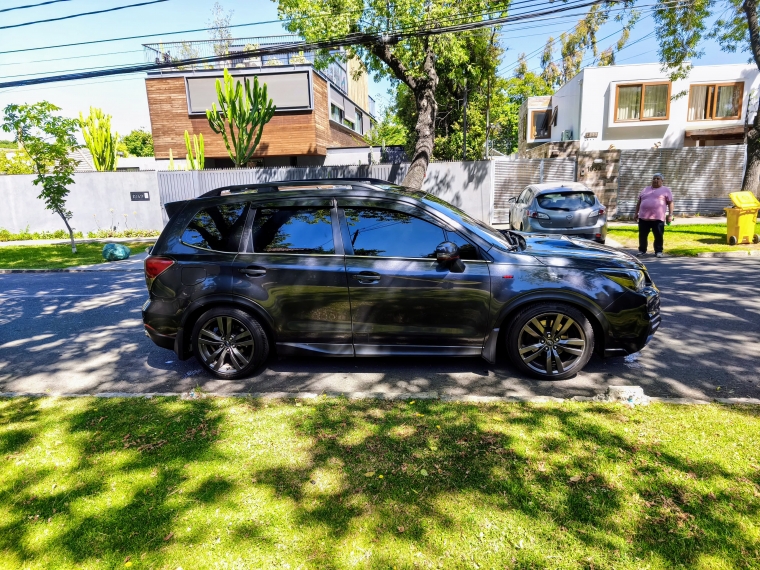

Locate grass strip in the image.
[608,223,760,256]
[0,397,758,569]
[0,241,155,269]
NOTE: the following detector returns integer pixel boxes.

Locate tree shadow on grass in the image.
[1,397,758,569]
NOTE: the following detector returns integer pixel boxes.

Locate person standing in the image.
[634,173,674,258]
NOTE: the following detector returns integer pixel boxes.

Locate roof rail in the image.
[198,178,395,199]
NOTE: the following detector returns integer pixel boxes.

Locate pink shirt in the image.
[638,186,673,221]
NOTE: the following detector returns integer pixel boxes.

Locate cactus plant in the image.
[184,130,204,170]
[79,107,118,171]
[168,148,175,171]
[206,68,276,168]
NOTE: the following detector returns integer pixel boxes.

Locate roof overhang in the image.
[684,125,745,140]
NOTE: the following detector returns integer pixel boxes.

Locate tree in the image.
[206,68,276,168]
[80,107,118,171]
[0,144,35,175]
[208,2,233,56]
[651,0,760,191]
[499,71,554,153]
[122,129,154,157]
[364,104,408,148]
[275,0,511,189]
[2,102,80,253]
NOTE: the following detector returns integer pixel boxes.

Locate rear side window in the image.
[181,202,249,252]
[251,208,335,254]
[537,192,595,211]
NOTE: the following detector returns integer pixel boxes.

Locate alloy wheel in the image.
[517,312,587,376]
[197,316,255,373]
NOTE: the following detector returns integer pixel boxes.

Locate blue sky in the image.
[0,0,750,139]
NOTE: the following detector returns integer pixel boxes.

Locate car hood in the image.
[520,235,644,270]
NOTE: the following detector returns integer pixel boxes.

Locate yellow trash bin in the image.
[724,191,760,245]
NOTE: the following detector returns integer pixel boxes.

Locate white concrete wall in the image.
[550,72,582,142]
[576,63,759,150]
[324,147,382,166]
[0,171,164,234]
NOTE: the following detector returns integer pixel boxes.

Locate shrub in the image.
[86,229,160,238]
[0,226,84,242]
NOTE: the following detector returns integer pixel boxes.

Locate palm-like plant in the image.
[206,69,276,168]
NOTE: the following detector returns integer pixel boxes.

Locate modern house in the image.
[519,63,760,153]
[142,35,376,168]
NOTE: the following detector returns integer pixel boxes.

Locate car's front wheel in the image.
[191,307,269,379]
[507,303,594,380]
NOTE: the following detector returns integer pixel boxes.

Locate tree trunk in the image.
[402,82,438,189]
[742,0,760,191]
[57,210,77,254]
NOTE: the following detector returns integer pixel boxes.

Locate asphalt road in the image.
[1,257,759,400]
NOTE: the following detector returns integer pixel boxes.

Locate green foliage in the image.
[1,101,80,252]
[363,105,408,148]
[0,139,17,149]
[206,68,276,168]
[87,228,161,238]
[0,147,34,174]
[0,226,84,242]
[122,129,154,157]
[184,130,205,170]
[499,72,554,154]
[79,107,118,171]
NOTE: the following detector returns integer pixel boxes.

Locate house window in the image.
[687,82,743,121]
[530,109,552,139]
[355,108,364,134]
[615,82,670,122]
[343,118,355,130]
[331,103,344,123]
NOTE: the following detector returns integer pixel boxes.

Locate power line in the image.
[0,0,168,30]
[0,49,143,68]
[0,0,79,13]
[0,0,608,87]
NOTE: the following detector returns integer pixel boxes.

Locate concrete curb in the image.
[1,391,758,405]
[0,267,142,274]
[696,250,760,258]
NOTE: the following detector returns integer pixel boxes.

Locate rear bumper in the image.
[144,323,176,351]
[142,299,180,353]
[523,220,607,240]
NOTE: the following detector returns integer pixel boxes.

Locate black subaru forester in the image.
[143,179,660,380]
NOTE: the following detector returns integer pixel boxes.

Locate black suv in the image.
[143,179,660,380]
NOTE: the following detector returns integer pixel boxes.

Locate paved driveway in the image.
[1,257,758,400]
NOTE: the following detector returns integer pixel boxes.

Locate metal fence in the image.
[617,146,746,216]
[491,158,577,224]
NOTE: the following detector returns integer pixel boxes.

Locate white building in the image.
[520,63,759,152]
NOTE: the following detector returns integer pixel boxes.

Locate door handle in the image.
[240,266,266,277]
[352,271,380,284]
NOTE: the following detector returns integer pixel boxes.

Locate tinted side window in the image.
[181,202,249,252]
[447,232,480,260]
[344,208,445,258]
[517,188,530,204]
[252,208,334,254]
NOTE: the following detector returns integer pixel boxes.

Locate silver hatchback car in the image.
[508,182,607,243]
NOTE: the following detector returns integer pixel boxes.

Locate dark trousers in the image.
[638,219,665,253]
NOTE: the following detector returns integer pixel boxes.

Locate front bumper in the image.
[602,287,661,357]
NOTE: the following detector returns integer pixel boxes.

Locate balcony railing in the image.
[143,35,319,72]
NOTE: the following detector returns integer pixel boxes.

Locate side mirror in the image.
[436,241,459,263]
[507,196,516,204]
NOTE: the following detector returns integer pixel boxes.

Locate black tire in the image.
[729,235,738,246]
[753,234,759,244]
[191,307,269,379]
[506,303,595,381]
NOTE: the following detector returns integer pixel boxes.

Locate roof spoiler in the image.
[164,200,187,220]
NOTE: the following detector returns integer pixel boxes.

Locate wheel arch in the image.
[175,295,276,360]
[493,292,608,356]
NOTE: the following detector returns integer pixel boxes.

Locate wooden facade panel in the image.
[146,76,320,160]
[312,73,366,151]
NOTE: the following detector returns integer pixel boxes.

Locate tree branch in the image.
[370,43,417,91]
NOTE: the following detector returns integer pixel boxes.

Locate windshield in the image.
[421,193,514,251]
[537,191,595,211]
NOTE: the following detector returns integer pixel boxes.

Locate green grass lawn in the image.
[1,397,758,569]
[608,223,760,256]
[0,241,155,269]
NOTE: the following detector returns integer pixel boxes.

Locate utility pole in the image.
[462,76,468,161]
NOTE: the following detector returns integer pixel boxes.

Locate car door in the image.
[232,198,353,354]
[512,187,532,230]
[338,199,491,355]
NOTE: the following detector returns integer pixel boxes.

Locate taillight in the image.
[145,256,174,279]
[527,210,550,220]
[591,208,605,217]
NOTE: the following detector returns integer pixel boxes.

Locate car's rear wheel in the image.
[507,303,594,380]
[191,307,269,379]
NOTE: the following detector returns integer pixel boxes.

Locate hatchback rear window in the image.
[537,192,595,210]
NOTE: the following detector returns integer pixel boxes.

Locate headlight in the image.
[598,268,645,292]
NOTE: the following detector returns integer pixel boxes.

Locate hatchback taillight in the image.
[527,210,550,220]
[590,208,605,217]
[145,256,174,280]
